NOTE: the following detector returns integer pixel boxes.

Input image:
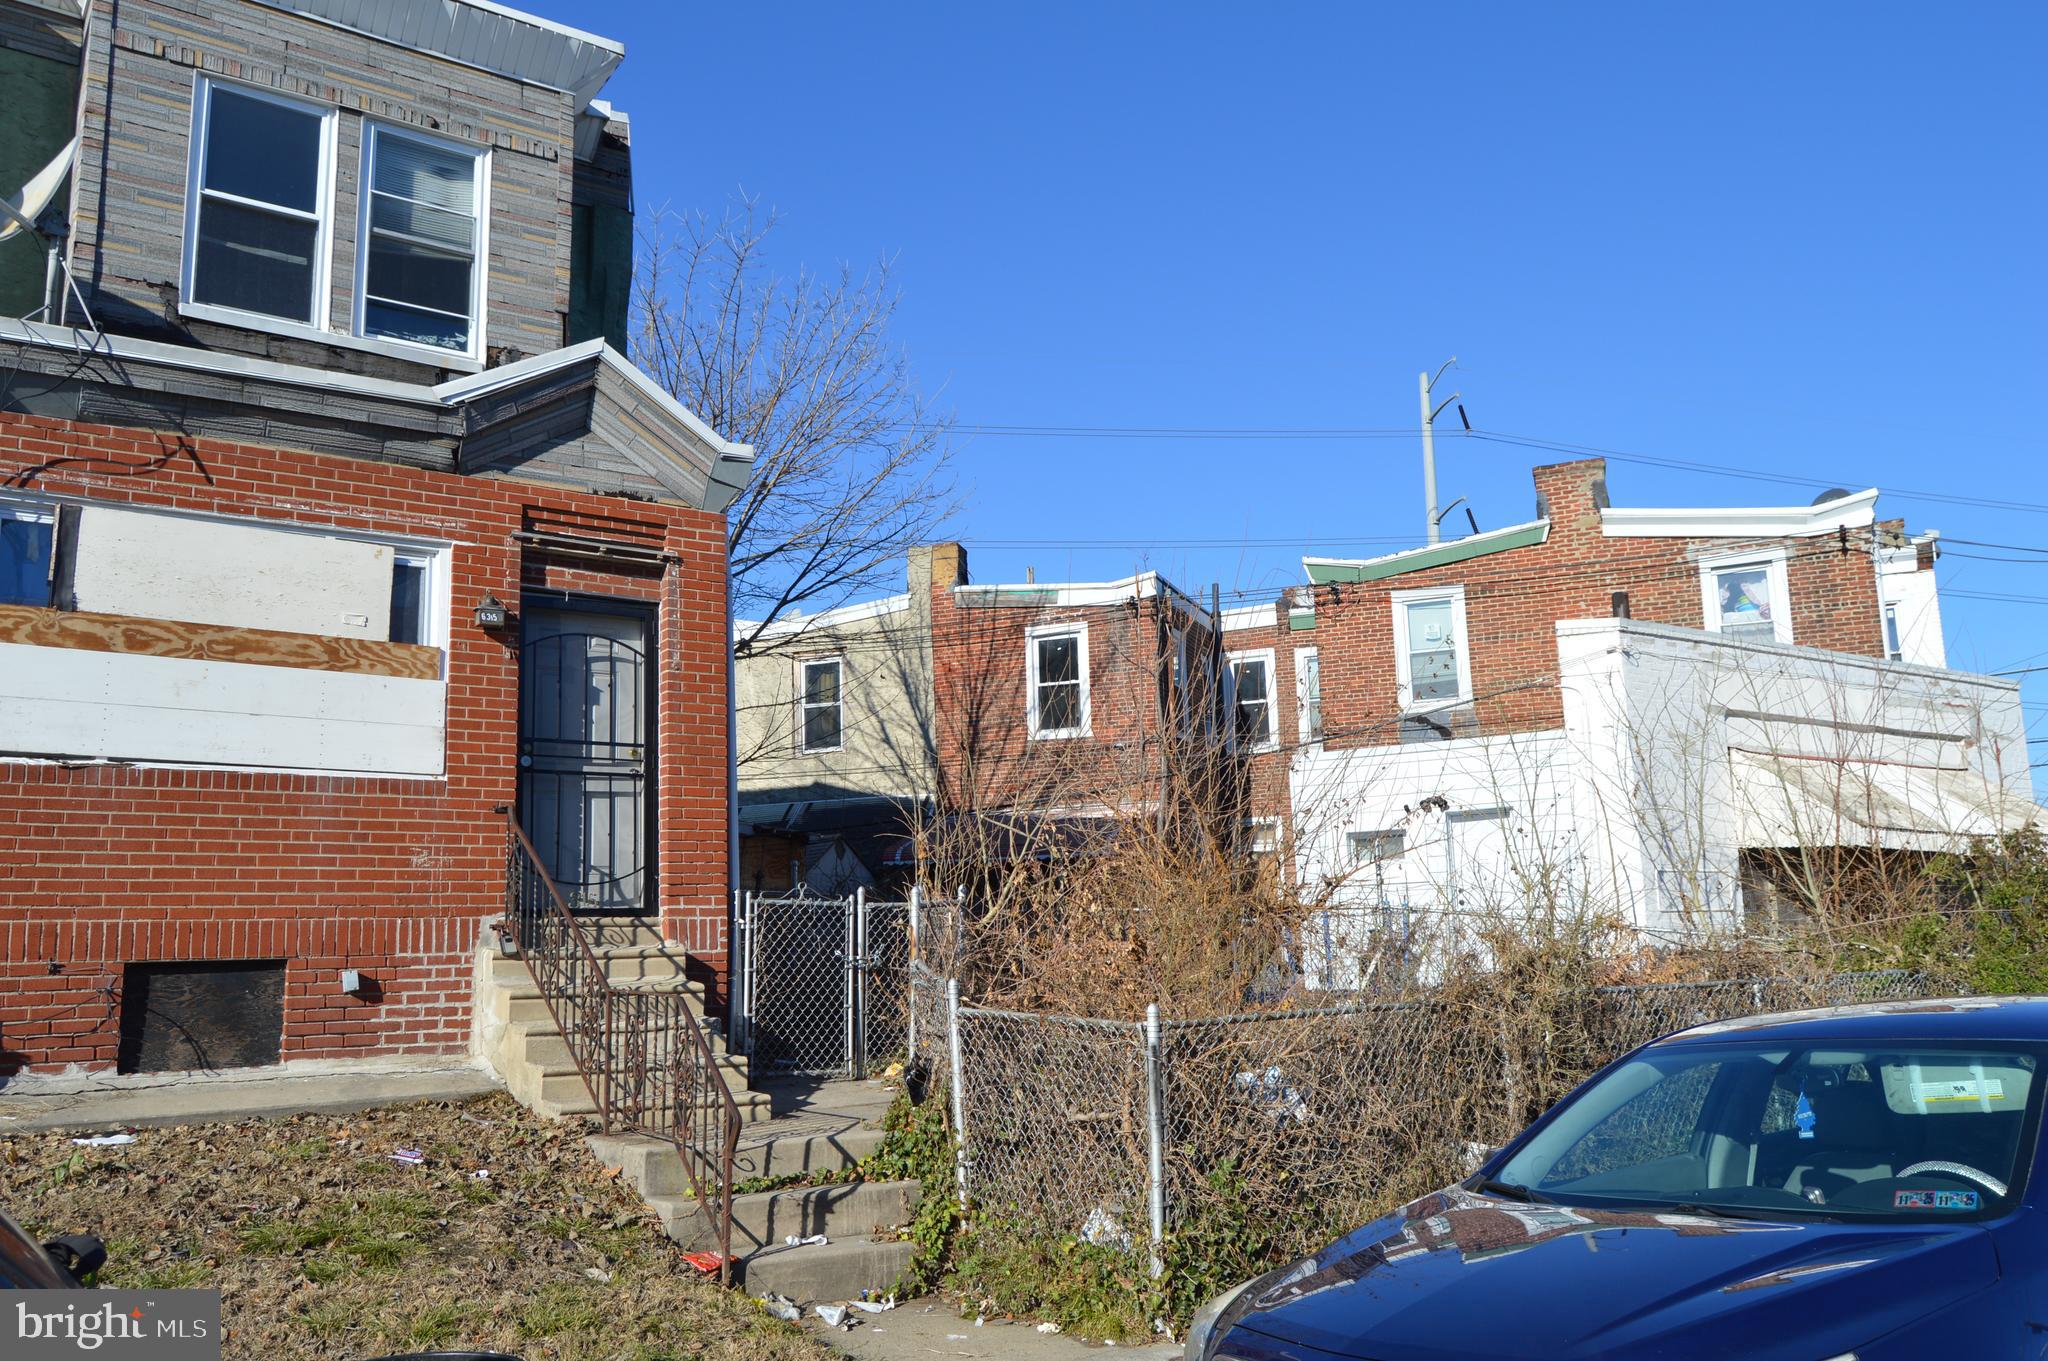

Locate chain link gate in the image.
[733,888,916,1077]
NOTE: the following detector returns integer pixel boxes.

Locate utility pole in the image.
[1419,358,1459,545]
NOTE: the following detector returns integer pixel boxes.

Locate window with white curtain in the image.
[356,125,487,356]
[184,79,333,325]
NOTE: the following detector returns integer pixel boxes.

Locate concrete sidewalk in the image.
[807,1298,1179,1361]
[0,1056,501,1133]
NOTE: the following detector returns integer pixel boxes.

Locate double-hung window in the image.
[1393,586,1471,711]
[1700,550,1791,644]
[1883,603,1904,661]
[1229,649,1275,750]
[800,658,844,753]
[357,124,488,357]
[1296,646,1323,743]
[185,79,334,325]
[1,503,57,607]
[1028,624,1089,739]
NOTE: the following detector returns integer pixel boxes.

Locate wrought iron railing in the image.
[499,808,741,1279]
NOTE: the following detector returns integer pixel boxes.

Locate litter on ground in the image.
[783,1232,828,1247]
[69,1133,135,1147]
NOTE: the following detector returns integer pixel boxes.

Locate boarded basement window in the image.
[118,960,286,1073]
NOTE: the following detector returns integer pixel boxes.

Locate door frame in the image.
[518,588,661,916]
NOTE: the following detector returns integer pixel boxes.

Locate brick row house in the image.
[735,460,2033,973]
[0,0,752,1075]
[1230,459,2032,981]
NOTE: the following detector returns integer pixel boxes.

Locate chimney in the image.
[1531,458,1610,531]
[922,542,968,588]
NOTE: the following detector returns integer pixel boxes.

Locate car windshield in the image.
[1492,1038,2045,1223]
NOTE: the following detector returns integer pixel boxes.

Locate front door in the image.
[518,601,652,914]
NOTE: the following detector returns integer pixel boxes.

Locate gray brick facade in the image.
[65,0,589,380]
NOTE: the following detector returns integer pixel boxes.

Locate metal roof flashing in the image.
[255,0,625,103]
[0,320,755,515]
[1303,519,1551,584]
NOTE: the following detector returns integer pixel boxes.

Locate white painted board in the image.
[68,506,394,639]
[0,643,445,775]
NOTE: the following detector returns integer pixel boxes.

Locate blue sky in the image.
[535,2,2048,750]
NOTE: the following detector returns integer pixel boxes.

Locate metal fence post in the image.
[852,887,869,1078]
[947,976,969,1210]
[1143,1003,1166,1277]
[734,892,751,1058]
[906,885,922,1060]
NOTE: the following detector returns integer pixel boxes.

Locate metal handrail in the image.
[498,808,741,1281]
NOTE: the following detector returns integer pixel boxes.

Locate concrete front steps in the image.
[472,921,765,1125]
[590,1125,919,1304]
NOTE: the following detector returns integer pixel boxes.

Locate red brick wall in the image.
[1313,459,1889,753]
[0,413,733,1074]
[927,572,1219,815]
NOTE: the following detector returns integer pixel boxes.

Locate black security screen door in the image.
[518,601,653,914]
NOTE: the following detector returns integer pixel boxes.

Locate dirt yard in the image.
[0,1092,833,1361]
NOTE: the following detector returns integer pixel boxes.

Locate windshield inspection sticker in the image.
[1911,1079,2006,1104]
[1895,1189,1980,1211]
[1793,1084,1817,1140]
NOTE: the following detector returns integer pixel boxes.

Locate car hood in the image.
[1224,1188,1997,1361]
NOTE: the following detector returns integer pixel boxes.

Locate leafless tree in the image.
[633,199,957,653]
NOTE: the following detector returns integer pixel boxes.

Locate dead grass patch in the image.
[0,1092,829,1361]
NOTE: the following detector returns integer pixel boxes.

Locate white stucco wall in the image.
[1290,617,2036,974]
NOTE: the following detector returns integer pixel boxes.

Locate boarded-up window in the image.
[118,960,287,1073]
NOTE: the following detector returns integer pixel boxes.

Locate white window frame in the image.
[1882,602,1904,661]
[1392,585,1472,713]
[797,655,846,755]
[181,75,338,333]
[353,121,492,364]
[1227,647,1277,752]
[1026,621,1091,740]
[1295,645,1322,745]
[1698,547,1792,645]
[387,549,440,648]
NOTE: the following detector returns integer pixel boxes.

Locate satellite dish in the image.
[1810,488,1853,506]
[0,137,76,243]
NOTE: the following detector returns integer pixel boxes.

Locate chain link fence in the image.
[908,957,1936,1262]
[732,888,918,1077]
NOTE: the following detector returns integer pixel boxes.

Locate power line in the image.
[897,413,2048,519]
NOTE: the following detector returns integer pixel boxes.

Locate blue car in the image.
[1185,996,2048,1361]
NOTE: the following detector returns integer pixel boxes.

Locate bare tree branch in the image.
[633,199,958,656]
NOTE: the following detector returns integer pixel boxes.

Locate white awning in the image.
[1729,748,2041,850]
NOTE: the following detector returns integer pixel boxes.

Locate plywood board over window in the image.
[69,505,397,638]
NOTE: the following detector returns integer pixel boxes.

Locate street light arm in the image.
[1430,391,1462,424]
[1426,357,1458,393]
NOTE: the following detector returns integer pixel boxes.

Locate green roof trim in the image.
[1288,611,1317,631]
[1304,520,1550,584]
